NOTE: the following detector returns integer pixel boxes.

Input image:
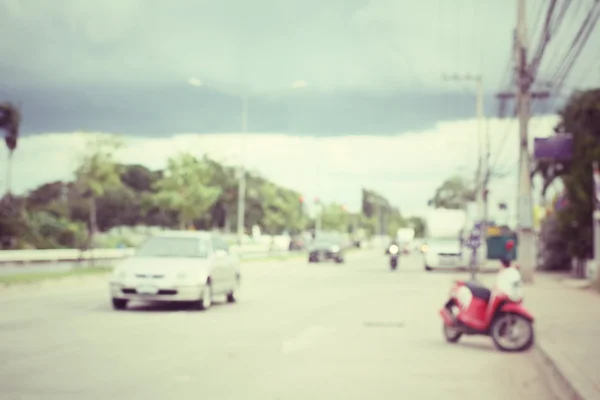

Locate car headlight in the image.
[420,244,428,253]
[330,245,340,252]
[389,244,399,254]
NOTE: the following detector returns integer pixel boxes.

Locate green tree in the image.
[385,207,406,237]
[255,180,306,234]
[357,213,378,237]
[552,89,600,260]
[539,213,570,271]
[406,216,426,238]
[320,203,350,232]
[20,210,87,249]
[431,175,475,209]
[74,133,125,248]
[96,187,139,230]
[152,153,222,229]
[204,157,239,230]
[120,164,162,192]
[0,101,21,197]
[0,196,27,249]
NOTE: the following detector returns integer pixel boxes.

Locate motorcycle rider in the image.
[455,240,521,316]
[494,240,524,300]
[386,238,399,255]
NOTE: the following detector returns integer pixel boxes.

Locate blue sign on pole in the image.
[467,227,481,249]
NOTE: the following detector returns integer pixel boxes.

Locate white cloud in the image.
[1,115,559,224]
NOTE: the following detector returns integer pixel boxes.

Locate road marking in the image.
[281,326,329,354]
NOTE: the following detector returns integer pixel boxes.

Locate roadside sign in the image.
[467,227,481,249]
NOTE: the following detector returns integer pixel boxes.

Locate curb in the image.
[533,339,597,400]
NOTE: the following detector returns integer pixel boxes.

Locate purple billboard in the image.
[533,135,573,162]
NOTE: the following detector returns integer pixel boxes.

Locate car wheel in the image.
[199,281,212,311]
[425,265,433,271]
[227,275,240,303]
[335,256,344,264]
[112,298,128,310]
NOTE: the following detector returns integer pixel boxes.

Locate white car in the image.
[423,238,464,271]
[109,230,241,311]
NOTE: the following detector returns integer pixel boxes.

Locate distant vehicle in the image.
[308,233,345,263]
[108,230,241,311]
[396,228,415,254]
[423,208,467,271]
[288,235,306,251]
[388,243,400,270]
[423,238,463,271]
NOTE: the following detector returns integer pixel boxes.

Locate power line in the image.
[571,45,600,88]
[549,1,600,96]
[528,0,558,81]
[534,0,577,82]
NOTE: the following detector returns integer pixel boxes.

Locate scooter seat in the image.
[464,281,491,302]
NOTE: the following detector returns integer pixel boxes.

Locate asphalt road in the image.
[0,249,556,400]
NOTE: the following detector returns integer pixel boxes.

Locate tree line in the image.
[534,88,600,274]
[0,131,424,250]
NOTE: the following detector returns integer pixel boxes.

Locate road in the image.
[0,249,556,400]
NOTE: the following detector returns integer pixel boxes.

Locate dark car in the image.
[308,234,344,263]
[288,235,306,251]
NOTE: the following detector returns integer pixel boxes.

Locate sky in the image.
[0,0,598,223]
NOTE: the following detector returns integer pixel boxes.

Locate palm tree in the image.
[0,102,21,197]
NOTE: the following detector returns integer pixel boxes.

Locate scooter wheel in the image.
[443,323,462,343]
[490,313,535,352]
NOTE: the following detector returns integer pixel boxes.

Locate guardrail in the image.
[0,238,374,267]
[0,244,288,266]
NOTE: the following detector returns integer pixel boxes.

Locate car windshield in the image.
[136,236,208,258]
[427,238,459,247]
[313,236,338,246]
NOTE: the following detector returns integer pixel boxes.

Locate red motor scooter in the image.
[438,241,535,352]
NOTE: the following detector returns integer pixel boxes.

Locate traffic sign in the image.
[467,227,482,249]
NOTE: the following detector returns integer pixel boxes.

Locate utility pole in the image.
[482,118,491,256]
[315,198,322,233]
[494,1,550,283]
[443,73,487,270]
[236,95,248,246]
[515,0,536,283]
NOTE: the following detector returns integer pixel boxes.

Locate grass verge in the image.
[0,267,112,286]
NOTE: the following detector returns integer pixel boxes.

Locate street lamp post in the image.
[236,95,248,245]
[188,78,307,243]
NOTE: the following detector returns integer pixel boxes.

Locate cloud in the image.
[2,1,598,137]
[1,114,559,224]
[0,0,519,92]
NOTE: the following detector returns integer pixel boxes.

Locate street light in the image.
[188,77,203,87]
[188,78,308,244]
[291,80,307,89]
